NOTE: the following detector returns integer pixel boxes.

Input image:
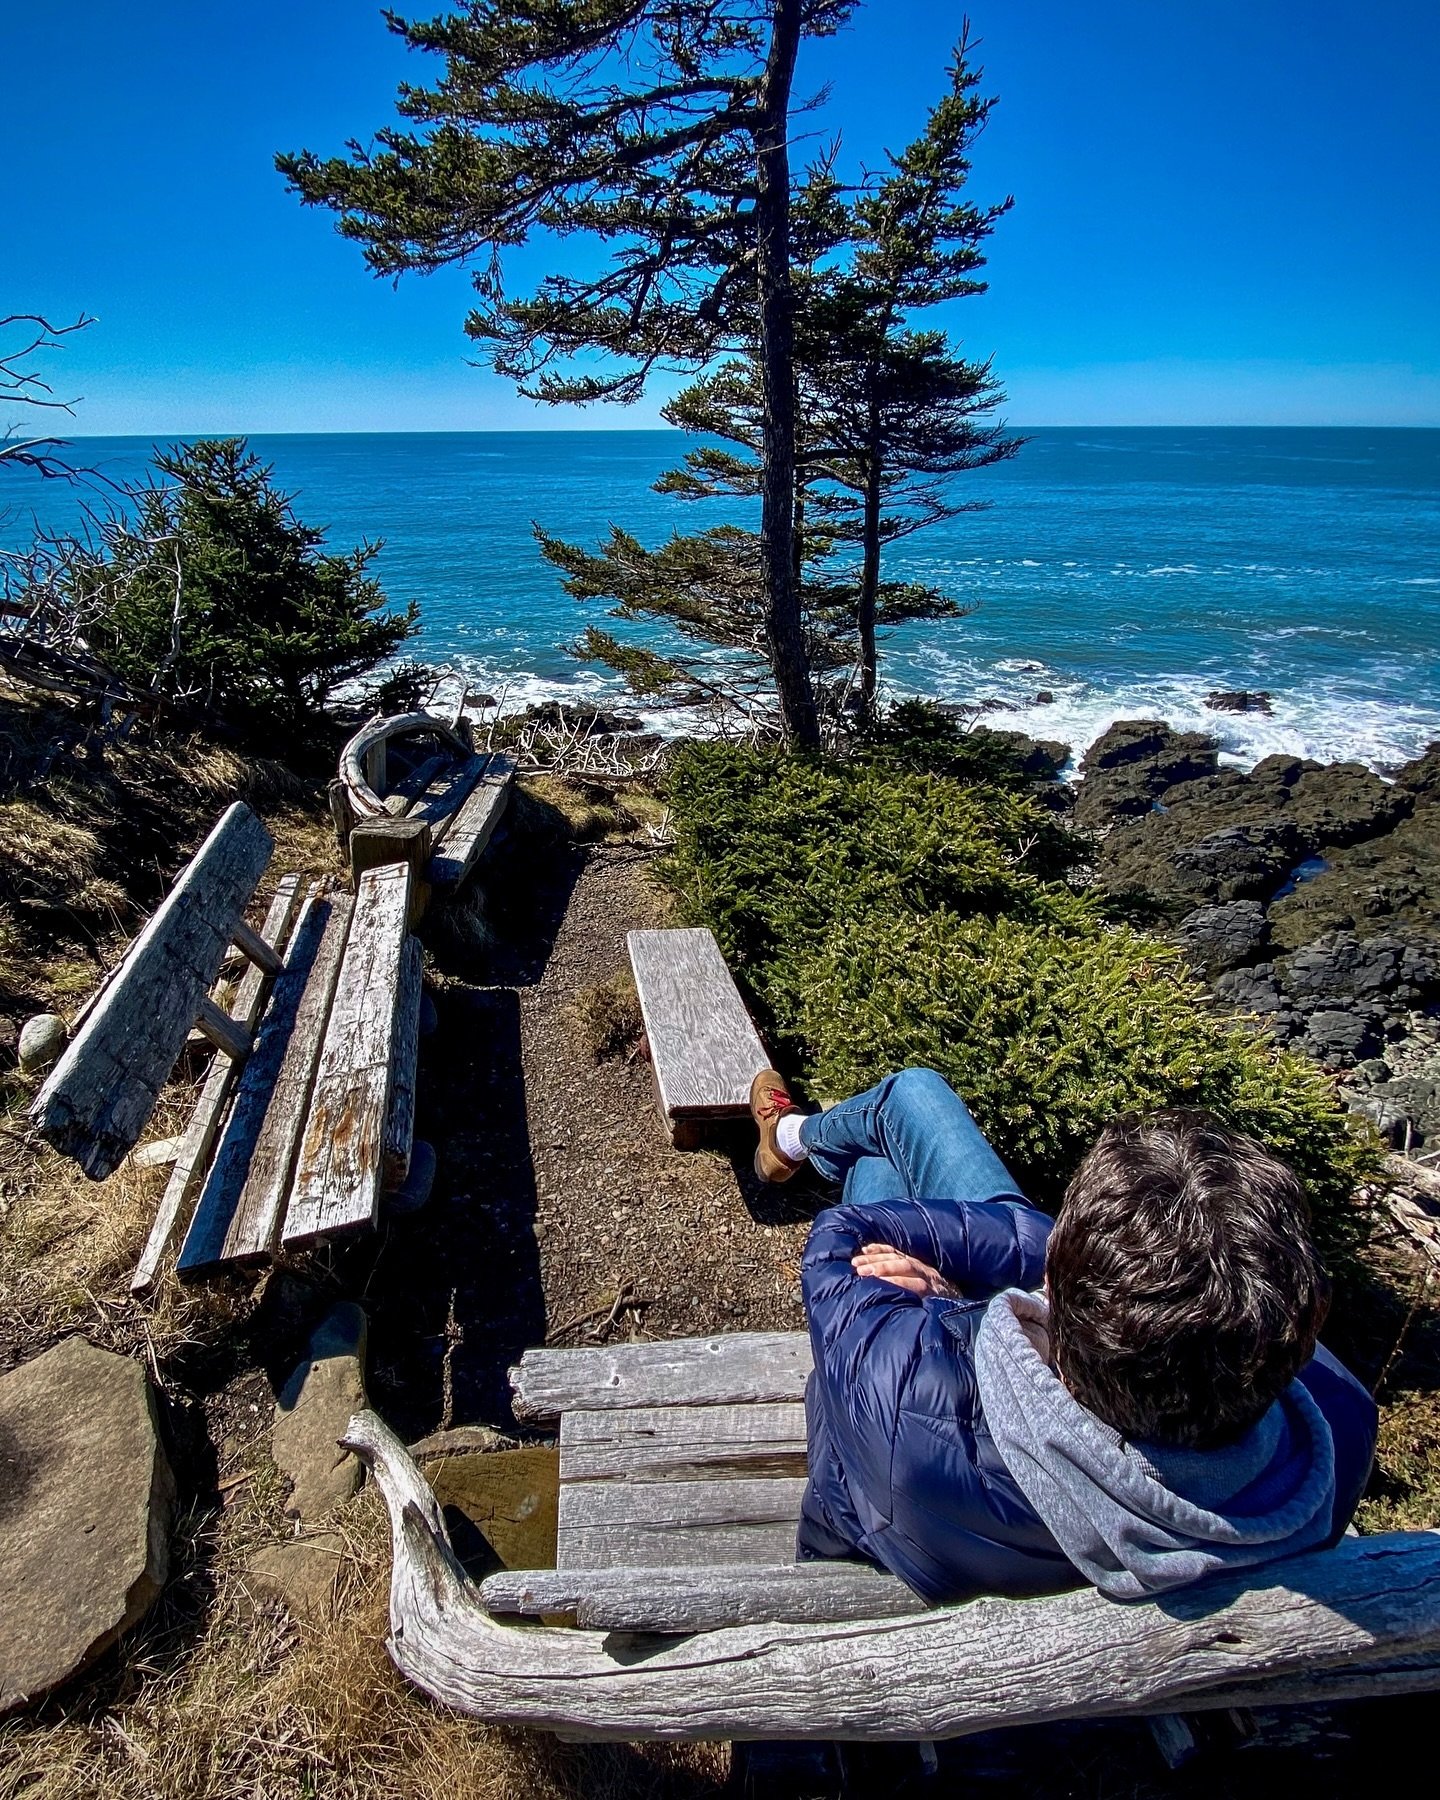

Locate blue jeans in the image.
[798,1067,1024,1209]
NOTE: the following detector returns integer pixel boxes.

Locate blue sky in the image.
[7,0,1438,432]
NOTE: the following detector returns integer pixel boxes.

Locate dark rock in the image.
[1302,1007,1385,1068]
[1282,932,1438,1009]
[1251,754,1317,789]
[1075,723,1220,833]
[1286,762,1411,849]
[1213,964,1287,1016]
[1171,821,1305,903]
[1345,1091,1413,1147]
[1394,741,1440,803]
[1270,805,1440,951]
[1034,689,1055,705]
[1206,689,1274,714]
[1173,900,1271,976]
[0,1339,174,1714]
[970,727,1069,781]
[1352,1059,1393,1085]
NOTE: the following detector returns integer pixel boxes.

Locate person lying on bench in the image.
[749,1066,1378,1604]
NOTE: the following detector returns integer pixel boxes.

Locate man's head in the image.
[1045,1109,1329,1449]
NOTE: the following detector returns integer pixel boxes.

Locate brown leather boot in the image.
[750,1068,804,1183]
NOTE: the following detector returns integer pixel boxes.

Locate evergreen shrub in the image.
[664,741,1377,1260]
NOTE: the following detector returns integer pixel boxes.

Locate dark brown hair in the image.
[1046,1109,1329,1448]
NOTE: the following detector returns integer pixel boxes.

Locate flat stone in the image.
[18,1013,68,1076]
[414,1440,559,1572]
[0,1337,174,1714]
[1173,900,1270,976]
[244,1531,346,1622]
[272,1303,369,1523]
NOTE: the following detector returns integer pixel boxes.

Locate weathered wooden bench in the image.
[628,927,770,1148]
[26,801,432,1292]
[342,1330,1440,1742]
[333,710,515,901]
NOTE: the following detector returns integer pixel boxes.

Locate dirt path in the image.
[360,801,814,1441]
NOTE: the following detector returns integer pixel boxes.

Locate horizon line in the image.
[58,422,1440,440]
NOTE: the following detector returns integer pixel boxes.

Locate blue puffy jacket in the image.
[799,1193,1379,1605]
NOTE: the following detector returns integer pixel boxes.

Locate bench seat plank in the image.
[382,935,423,1191]
[480,1563,925,1633]
[511,1332,813,1423]
[427,753,514,894]
[130,873,304,1295]
[558,1475,808,1570]
[177,887,354,1275]
[31,801,274,1179]
[403,751,489,836]
[283,861,412,1247]
[627,928,769,1140]
[560,1402,808,1486]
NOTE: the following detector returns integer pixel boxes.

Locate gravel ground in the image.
[360,805,816,1442]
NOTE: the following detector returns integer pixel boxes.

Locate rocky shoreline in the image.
[1029,719,1440,1155]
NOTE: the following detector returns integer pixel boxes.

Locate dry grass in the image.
[521,774,669,845]
[0,1491,729,1800]
[572,969,643,1062]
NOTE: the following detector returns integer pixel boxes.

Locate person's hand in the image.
[851,1242,956,1298]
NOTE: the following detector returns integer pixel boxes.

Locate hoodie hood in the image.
[972,1289,1337,1601]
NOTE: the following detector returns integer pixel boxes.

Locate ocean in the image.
[9,427,1439,771]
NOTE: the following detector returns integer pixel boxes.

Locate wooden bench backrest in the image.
[30,802,274,1179]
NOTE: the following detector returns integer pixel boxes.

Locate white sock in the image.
[776,1111,809,1164]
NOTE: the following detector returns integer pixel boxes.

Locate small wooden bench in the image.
[627,927,770,1148]
[343,1331,1440,1742]
[333,710,515,901]
[27,802,432,1293]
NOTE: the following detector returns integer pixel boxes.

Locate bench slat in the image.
[427,753,514,893]
[177,888,353,1274]
[403,751,489,835]
[31,802,274,1179]
[382,934,423,1191]
[627,928,769,1135]
[130,873,304,1295]
[511,1332,812,1423]
[558,1475,807,1570]
[480,1563,924,1633]
[560,1403,808,1485]
[283,861,412,1247]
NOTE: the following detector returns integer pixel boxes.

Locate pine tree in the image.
[547,34,1020,721]
[277,0,860,747]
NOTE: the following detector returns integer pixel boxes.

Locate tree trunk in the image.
[858,409,883,716]
[754,0,819,747]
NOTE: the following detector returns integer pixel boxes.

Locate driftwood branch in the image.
[339,711,469,820]
[344,1408,1440,1742]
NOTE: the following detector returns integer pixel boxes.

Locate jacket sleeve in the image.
[805,1194,1051,1303]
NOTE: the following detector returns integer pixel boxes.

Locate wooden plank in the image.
[176,889,353,1275]
[383,935,423,1191]
[510,1332,813,1423]
[480,1563,926,1633]
[384,751,448,816]
[427,753,514,894]
[345,1408,1440,1742]
[558,1476,808,1571]
[282,861,411,1248]
[627,928,770,1132]
[560,1403,808,1486]
[131,874,304,1296]
[403,751,488,836]
[31,802,274,1179]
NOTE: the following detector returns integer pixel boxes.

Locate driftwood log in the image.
[346,1408,1440,1742]
[339,712,469,822]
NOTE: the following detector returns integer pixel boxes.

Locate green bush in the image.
[664,742,1378,1263]
[80,439,419,744]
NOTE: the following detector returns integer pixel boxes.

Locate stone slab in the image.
[272,1303,369,1522]
[0,1337,174,1714]
[244,1531,347,1623]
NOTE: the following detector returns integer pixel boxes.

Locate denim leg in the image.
[798,1067,1024,1206]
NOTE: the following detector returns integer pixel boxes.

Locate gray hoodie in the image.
[973,1288,1338,1601]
